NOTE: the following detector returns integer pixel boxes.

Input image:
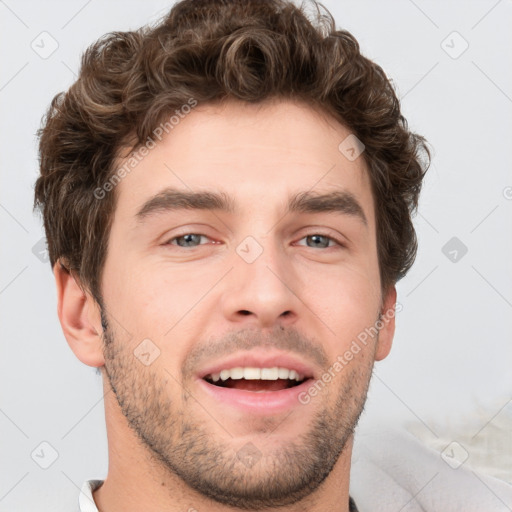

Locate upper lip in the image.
[196,350,318,380]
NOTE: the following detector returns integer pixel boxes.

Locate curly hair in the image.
[34,0,430,303]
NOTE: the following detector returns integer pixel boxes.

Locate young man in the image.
[34,0,429,510]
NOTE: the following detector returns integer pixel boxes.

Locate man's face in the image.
[99,99,394,508]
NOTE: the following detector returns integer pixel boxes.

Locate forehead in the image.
[112,99,375,227]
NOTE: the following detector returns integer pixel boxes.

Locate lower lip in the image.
[196,378,313,414]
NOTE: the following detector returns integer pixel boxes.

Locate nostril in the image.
[239,310,251,316]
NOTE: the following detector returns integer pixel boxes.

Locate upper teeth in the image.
[207,367,304,383]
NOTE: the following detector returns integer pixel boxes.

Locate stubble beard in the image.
[100,309,374,509]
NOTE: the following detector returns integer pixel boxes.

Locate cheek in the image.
[298,261,381,350]
[103,257,220,340]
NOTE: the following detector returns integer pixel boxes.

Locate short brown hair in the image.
[34,0,430,303]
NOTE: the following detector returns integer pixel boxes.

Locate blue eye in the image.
[168,234,209,247]
[166,233,342,250]
[297,234,339,248]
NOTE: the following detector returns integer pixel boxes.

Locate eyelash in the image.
[165,233,345,249]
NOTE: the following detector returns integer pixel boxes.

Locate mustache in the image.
[182,325,329,377]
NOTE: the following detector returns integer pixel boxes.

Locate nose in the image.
[220,238,300,329]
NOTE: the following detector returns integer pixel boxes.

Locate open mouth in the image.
[203,367,308,392]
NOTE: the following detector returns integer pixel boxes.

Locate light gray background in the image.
[1,0,511,510]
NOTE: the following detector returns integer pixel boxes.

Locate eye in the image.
[167,233,211,248]
[296,234,341,249]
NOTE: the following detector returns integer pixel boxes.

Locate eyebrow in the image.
[135,187,367,227]
[136,188,235,221]
[287,190,367,227]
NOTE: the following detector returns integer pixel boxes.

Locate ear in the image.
[54,261,105,367]
[374,285,397,361]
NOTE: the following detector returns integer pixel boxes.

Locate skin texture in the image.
[55,99,396,512]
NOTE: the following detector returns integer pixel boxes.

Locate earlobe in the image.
[374,285,397,361]
[54,261,105,368]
